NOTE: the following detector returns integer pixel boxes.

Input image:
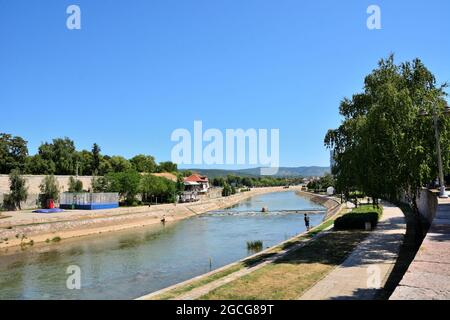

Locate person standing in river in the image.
[304,213,310,231]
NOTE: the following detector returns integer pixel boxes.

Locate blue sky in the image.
[1,0,449,169]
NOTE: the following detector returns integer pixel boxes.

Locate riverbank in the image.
[144,201,407,300]
[299,202,405,300]
[138,193,343,300]
[0,186,302,251]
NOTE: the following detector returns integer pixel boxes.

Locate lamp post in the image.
[420,99,450,198]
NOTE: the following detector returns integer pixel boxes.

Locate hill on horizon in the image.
[182,166,330,178]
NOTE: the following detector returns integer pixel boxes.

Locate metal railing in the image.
[60,192,119,205]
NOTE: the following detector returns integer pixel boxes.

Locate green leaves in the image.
[0,133,28,174]
[5,169,28,210]
[68,176,83,193]
[39,175,60,207]
[325,56,450,207]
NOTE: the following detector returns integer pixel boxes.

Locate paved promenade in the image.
[299,202,406,300]
[390,197,450,300]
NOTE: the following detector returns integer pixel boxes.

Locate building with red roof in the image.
[183,174,209,194]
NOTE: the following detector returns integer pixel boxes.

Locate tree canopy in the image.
[0,133,28,174]
[325,55,450,211]
[0,136,182,177]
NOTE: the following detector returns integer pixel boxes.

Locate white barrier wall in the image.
[0,174,94,210]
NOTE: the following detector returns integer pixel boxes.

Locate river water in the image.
[0,191,325,300]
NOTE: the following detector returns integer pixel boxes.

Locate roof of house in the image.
[184,174,208,183]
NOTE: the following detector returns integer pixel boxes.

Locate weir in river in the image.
[0,191,325,300]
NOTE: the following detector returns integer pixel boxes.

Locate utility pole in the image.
[432,102,449,198]
[421,98,450,198]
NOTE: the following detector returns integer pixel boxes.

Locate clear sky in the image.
[1,0,449,169]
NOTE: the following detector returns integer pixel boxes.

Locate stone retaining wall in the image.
[0,186,298,249]
[390,197,450,300]
[0,174,95,210]
[416,189,439,223]
[295,190,341,220]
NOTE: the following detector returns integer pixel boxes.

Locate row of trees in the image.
[2,171,63,210]
[325,56,450,212]
[0,136,178,176]
[2,170,183,210]
[210,175,304,188]
[306,173,335,191]
[91,170,181,206]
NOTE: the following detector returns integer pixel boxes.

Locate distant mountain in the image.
[183,166,330,178]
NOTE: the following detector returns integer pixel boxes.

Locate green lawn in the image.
[200,230,368,300]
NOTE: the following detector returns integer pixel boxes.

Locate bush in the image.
[2,194,15,211]
[106,170,141,205]
[68,176,83,192]
[39,175,60,208]
[139,174,177,204]
[247,240,263,252]
[7,169,28,210]
[222,184,232,197]
[91,176,109,192]
[334,205,382,230]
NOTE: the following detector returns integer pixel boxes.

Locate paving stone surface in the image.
[299,202,406,300]
[390,198,450,300]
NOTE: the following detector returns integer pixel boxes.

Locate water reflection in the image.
[0,191,325,300]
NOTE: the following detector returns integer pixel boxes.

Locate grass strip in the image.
[151,263,244,300]
[200,230,368,300]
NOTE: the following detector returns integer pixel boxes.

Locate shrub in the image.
[334,205,382,230]
[39,175,60,208]
[247,240,263,252]
[91,176,109,192]
[106,170,141,205]
[6,169,28,210]
[2,194,15,211]
[139,174,177,204]
[68,176,83,192]
[222,184,232,197]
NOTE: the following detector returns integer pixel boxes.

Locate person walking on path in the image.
[304,213,310,231]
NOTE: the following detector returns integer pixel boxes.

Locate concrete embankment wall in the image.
[0,187,296,249]
[295,190,342,220]
[415,189,439,224]
[0,174,94,210]
[391,194,450,300]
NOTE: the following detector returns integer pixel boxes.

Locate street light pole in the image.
[431,102,448,198]
[419,98,450,198]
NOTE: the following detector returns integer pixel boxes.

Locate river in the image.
[0,191,325,300]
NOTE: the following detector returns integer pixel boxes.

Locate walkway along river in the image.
[0,191,325,300]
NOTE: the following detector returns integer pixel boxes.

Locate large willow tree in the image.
[325,55,450,214]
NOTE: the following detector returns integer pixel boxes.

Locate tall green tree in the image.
[37,137,77,175]
[39,175,60,207]
[92,143,101,174]
[139,174,177,203]
[0,133,28,174]
[109,156,132,173]
[130,154,157,173]
[157,161,178,173]
[76,150,93,175]
[106,170,141,205]
[6,169,28,210]
[25,154,56,174]
[325,56,450,212]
